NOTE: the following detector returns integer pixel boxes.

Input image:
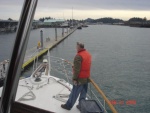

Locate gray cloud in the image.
[0,0,150,20]
[1,0,149,10]
[36,0,150,10]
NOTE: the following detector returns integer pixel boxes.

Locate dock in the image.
[22,27,77,69]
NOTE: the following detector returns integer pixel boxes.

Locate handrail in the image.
[89,78,118,113]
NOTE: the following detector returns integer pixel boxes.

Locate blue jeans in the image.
[65,83,88,109]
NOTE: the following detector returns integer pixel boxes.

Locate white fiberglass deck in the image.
[14,75,80,113]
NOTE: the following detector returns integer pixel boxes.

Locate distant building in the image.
[32,20,43,29]
[0,20,18,28]
[61,21,69,27]
[44,19,65,26]
[0,20,18,32]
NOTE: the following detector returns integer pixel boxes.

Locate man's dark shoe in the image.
[61,104,71,110]
[76,105,81,111]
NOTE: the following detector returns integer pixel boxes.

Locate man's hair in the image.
[77,42,84,48]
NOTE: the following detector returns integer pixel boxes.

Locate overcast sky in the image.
[0,0,150,20]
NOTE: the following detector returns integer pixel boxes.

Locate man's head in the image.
[76,42,84,52]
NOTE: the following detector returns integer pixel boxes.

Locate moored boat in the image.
[77,26,82,29]
[82,24,88,27]
[0,60,9,87]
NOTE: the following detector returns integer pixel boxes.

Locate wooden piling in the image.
[22,27,77,69]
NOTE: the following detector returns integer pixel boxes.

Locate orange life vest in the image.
[76,49,91,78]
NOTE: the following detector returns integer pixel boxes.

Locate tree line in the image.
[84,17,149,24]
[5,17,149,24]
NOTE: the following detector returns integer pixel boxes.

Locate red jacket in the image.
[77,49,91,78]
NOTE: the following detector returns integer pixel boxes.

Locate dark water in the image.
[0,25,150,113]
[0,28,63,61]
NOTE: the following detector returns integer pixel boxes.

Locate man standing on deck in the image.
[61,42,92,110]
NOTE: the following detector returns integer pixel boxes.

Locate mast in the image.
[72,7,73,27]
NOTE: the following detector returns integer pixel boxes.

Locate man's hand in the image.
[72,80,78,86]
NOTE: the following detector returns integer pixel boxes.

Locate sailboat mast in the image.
[72,7,73,27]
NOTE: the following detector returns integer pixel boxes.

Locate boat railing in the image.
[49,56,72,85]
[87,83,108,113]
[88,78,118,113]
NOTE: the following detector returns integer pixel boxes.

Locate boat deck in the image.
[0,76,80,113]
